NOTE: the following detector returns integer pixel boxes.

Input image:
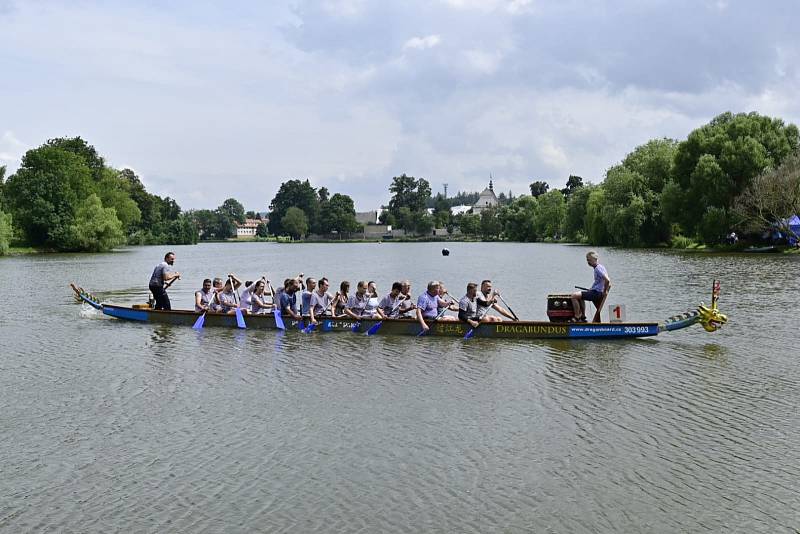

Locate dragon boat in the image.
[70,282,727,340]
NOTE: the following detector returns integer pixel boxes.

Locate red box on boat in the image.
[547,294,574,322]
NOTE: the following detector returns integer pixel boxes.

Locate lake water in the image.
[1,242,799,532]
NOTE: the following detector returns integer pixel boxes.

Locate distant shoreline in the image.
[5,240,798,256]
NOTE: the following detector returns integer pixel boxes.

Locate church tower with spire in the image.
[472,175,499,214]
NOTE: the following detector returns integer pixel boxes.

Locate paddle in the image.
[496,293,519,321]
[192,312,206,329]
[464,293,495,339]
[417,293,454,336]
[230,276,246,329]
[269,282,285,330]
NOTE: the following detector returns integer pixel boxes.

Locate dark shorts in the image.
[581,289,603,303]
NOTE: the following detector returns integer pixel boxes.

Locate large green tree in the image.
[63,193,125,252]
[4,145,94,247]
[282,207,309,239]
[0,165,6,210]
[117,168,192,244]
[0,210,12,255]
[560,175,583,198]
[584,188,611,245]
[432,194,450,229]
[732,150,800,237]
[501,196,538,241]
[96,168,142,232]
[480,208,502,239]
[534,189,566,239]
[268,179,319,235]
[670,112,799,236]
[563,184,595,240]
[411,210,434,235]
[529,180,549,197]
[457,213,480,236]
[219,198,246,225]
[388,174,431,232]
[319,193,359,234]
[45,137,105,181]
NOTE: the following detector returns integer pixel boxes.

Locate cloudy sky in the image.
[1,0,798,211]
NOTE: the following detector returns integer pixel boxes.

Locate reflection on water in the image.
[1,242,799,532]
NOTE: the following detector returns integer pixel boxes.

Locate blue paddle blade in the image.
[366,321,383,336]
[297,318,305,331]
[273,309,285,330]
[303,323,316,333]
[192,312,206,330]
[235,308,246,329]
[463,328,475,340]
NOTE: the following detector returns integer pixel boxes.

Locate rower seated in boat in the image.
[345,281,373,319]
[309,277,334,324]
[218,274,243,314]
[436,283,458,321]
[366,282,380,317]
[458,282,481,328]
[239,280,254,314]
[398,280,416,317]
[333,281,350,317]
[416,280,444,332]
[377,282,404,319]
[250,279,273,314]
[195,278,215,312]
[279,278,302,320]
[476,280,515,322]
[208,277,225,312]
[301,277,316,317]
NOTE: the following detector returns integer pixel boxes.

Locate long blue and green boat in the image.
[70,282,726,340]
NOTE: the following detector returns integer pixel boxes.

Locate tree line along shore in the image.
[1,111,798,256]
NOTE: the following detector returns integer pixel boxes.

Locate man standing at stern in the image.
[571,251,611,322]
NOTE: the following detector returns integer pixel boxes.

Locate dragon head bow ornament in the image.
[697,280,727,332]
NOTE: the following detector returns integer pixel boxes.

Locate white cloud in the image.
[441,0,533,14]
[507,0,535,15]
[0,131,26,169]
[403,35,441,51]
[321,0,366,17]
[463,49,503,74]
[0,0,798,211]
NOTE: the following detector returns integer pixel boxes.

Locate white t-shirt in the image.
[239,287,252,309]
[310,291,333,316]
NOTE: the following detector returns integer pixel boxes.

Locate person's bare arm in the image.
[417,307,429,331]
[228,273,242,290]
[195,292,206,311]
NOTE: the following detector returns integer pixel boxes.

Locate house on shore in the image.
[236,218,262,238]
